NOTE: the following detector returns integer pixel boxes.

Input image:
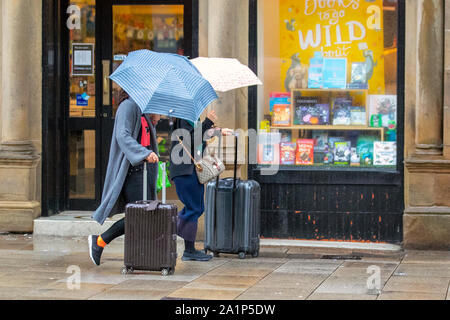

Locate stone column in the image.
[444,0,450,159]
[204,0,249,178]
[404,0,450,249]
[414,0,444,154]
[0,0,42,232]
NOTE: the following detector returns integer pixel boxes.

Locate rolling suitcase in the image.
[204,133,261,259]
[122,161,178,276]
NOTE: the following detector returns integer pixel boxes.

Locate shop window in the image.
[112,5,184,117]
[69,0,96,118]
[257,0,399,169]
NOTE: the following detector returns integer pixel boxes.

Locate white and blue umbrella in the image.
[110,50,218,122]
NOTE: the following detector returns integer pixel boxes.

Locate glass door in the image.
[65,0,192,210]
[111,4,185,118]
[67,0,98,210]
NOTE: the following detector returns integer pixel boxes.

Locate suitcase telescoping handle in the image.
[213,131,239,248]
[143,151,168,204]
[143,161,147,201]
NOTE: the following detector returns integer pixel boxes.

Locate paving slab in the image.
[393,263,450,277]
[166,287,244,300]
[89,289,170,300]
[0,286,35,299]
[307,293,378,300]
[378,291,446,300]
[383,276,450,294]
[111,279,189,291]
[332,266,395,282]
[286,246,354,257]
[402,250,450,264]
[0,276,57,289]
[252,273,327,291]
[20,282,114,300]
[314,275,380,295]
[236,286,311,300]
[340,261,399,268]
[274,260,342,275]
[184,275,262,291]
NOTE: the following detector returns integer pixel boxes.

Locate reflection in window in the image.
[69,0,96,118]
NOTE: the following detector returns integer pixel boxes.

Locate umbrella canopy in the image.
[190,57,262,92]
[110,50,218,122]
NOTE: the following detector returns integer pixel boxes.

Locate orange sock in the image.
[97,235,107,248]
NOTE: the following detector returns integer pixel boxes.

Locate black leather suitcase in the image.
[204,134,261,259]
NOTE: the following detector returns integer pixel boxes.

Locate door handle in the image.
[102,60,110,106]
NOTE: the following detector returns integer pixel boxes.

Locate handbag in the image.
[176,130,225,184]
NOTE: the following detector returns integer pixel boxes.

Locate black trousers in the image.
[101,165,155,244]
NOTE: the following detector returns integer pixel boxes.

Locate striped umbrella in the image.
[110,50,218,122]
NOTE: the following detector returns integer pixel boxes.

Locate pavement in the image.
[0,233,449,300]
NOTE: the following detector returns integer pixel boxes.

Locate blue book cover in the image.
[323,58,347,89]
[308,52,323,89]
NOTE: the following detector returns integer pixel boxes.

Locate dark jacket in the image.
[169,117,214,180]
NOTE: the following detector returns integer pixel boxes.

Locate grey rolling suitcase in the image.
[122,162,178,276]
[204,133,261,259]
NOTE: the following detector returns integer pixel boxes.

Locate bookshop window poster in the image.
[280,0,386,94]
[257,0,398,169]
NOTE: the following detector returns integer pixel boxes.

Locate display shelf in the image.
[270,125,384,141]
[290,88,369,126]
[270,125,382,130]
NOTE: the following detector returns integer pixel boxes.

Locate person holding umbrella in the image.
[169,110,232,261]
[88,50,221,265]
[89,90,160,266]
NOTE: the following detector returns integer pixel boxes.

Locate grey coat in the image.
[92,98,159,225]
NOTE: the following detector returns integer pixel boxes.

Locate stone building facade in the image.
[0,0,448,249]
[0,0,42,232]
[403,0,450,249]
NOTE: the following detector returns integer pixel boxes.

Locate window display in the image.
[257,0,398,169]
[69,0,96,118]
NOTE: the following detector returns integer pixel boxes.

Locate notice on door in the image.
[72,43,94,76]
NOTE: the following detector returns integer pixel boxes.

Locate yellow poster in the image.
[280,0,385,94]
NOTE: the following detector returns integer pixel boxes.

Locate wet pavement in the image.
[0,233,449,300]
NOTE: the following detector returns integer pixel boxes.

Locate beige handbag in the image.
[176,132,225,184]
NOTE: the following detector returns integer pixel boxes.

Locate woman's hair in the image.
[118,89,130,106]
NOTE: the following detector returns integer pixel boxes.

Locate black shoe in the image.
[88,235,104,266]
[182,250,213,261]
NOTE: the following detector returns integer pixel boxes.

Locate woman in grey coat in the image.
[88,90,160,266]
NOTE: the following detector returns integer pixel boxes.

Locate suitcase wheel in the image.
[161,268,172,276]
[251,251,259,258]
[213,252,220,258]
[238,252,246,259]
[122,266,134,275]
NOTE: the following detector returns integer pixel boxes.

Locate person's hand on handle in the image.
[206,109,218,123]
[205,127,234,138]
[220,128,234,136]
[146,152,159,163]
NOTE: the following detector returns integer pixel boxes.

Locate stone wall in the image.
[403,0,450,249]
[0,0,42,232]
[199,0,250,180]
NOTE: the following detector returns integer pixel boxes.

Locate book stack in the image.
[293,96,330,125]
